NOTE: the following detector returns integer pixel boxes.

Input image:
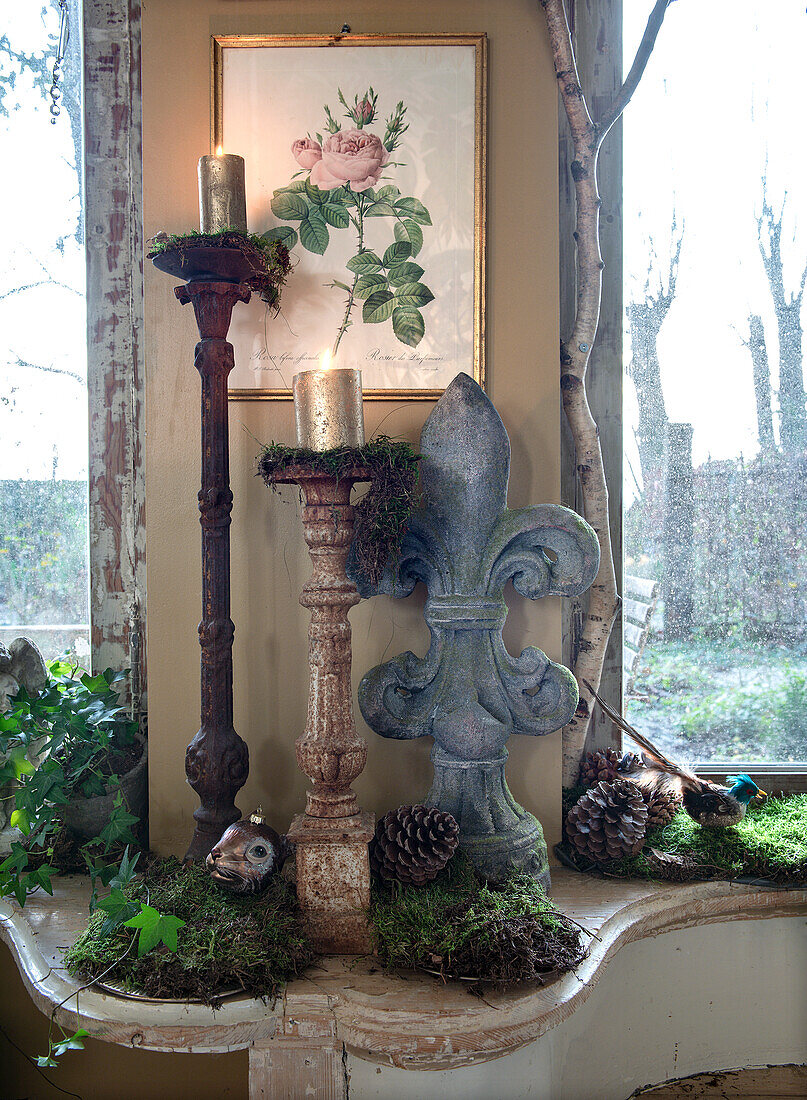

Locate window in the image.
[0,0,144,685]
[0,2,89,662]
[622,3,807,772]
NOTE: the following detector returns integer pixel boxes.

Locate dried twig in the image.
[540,0,674,784]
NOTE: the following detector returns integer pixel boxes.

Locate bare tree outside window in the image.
[623,2,807,766]
[0,1,88,660]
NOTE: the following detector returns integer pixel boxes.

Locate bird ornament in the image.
[584,681,766,827]
[206,807,291,894]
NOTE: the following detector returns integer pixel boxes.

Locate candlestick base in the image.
[287,811,374,955]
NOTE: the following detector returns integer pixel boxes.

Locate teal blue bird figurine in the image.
[585,683,767,828]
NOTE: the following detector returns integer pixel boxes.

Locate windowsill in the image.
[1,870,805,1069]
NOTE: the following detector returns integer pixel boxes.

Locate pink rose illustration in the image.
[291,138,322,170]
[309,129,389,192]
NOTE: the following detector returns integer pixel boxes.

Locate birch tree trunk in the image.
[539,0,673,785]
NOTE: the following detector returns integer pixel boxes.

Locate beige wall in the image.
[143,0,563,857]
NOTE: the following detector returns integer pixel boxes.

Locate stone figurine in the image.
[206,808,291,894]
[351,374,600,889]
[0,637,48,712]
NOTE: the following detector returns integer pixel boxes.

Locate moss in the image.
[369,851,586,985]
[147,228,291,308]
[559,791,807,884]
[65,857,314,1006]
[258,436,420,585]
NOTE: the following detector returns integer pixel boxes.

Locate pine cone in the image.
[369,805,459,885]
[578,747,622,787]
[565,780,648,862]
[643,786,683,829]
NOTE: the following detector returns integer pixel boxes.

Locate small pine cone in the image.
[579,747,623,787]
[643,786,683,829]
[565,779,648,862]
[369,804,459,885]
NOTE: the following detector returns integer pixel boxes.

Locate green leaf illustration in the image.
[364,201,397,218]
[393,282,435,309]
[387,261,425,286]
[299,209,329,255]
[394,218,424,257]
[392,306,425,347]
[346,250,383,274]
[383,241,412,268]
[263,225,298,249]
[275,180,307,193]
[375,185,401,201]
[363,290,395,323]
[354,274,389,299]
[394,197,432,225]
[270,191,308,221]
[322,203,350,229]
[305,180,326,205]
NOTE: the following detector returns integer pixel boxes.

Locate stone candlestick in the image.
[262,464,373,954]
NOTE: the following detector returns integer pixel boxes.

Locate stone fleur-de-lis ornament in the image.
[350,374,599,889]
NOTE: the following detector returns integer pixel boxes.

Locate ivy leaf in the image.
[353,274,389,300]
[23,865,53,896]
[53,1029,89,1057]
[322,203,349,229]
[393,282,435,309]
[383,241,412,268]
[362,291,395,324]
[96,886,139,935]
[270,191,308,221]
[263,225,298,250]
[108,845,140,891]
[0,842,29,876]
[392,306,425,348]
[394,218,424,257]
[36,1054,59,1068]
[394,197,432,225]
[7,745,35,780]
[124,904,186,956]
[299,209,329,255]
[346,250,383,274]
[10,807,30,834]
[387,261,425,287]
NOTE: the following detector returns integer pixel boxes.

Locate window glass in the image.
[0,1,89,662]
[623,3,807,764]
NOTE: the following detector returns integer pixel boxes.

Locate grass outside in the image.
[627,638,807,763]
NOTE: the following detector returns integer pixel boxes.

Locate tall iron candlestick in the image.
[153,246,258,862]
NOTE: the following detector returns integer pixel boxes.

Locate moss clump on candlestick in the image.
[257,436,420,586]
[369,850,587,986]
[147,228,291,307]
[558,789,807,884]
[66,857,314,1006]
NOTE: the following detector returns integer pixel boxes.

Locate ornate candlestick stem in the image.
[165,269,251,861]
[263,465,373,954]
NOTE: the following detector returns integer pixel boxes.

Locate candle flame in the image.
[215,144,224,157]
[319,349,334,371]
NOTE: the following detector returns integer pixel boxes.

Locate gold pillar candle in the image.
[198,150,247,234]
[293,357,365,451]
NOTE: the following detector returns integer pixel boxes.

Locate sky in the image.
[0,2,87,482]
[623,1,807,504]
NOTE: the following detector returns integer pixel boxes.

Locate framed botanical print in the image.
[212,33,486,399]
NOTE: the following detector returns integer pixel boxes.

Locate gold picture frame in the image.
[211,33,487,400]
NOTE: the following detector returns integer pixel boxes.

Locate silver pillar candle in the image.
[293,365,365,451]
[198,152,248,234]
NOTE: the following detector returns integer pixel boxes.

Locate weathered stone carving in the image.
[352,374,599,889]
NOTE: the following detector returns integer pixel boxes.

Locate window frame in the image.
[83,0,145,696]
[558,0,806,791]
